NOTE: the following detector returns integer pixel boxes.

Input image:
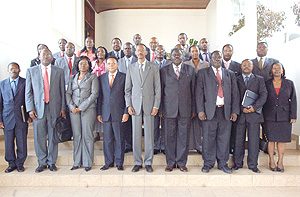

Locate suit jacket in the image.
[0,77,28,130]
[222,60,241,76]
[160,63,196,118]
[184,59,209,73]
[53,51,63,60]
[152,59,172,69]
[107,50,125,60]
[263,78,297,122]
[25,65,66,125]
[97,72,128,122]
[54,55,79,85]
[125,60,161,116]
[236,74,267,123]
[182,44,191,60]
[66,72,99,112]
[199,52,211,61]
[251,57,279,81]
[118,56,138,74]
[196,66,240,120]
[133,46,151,61]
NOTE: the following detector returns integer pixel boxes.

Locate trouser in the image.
[4,126,28,167]
[154,114,165,151]
[202,107,232,168]
[164,116,190,167]
[33,104,58,166]
[234,122,260,169]
[124,116,132,150]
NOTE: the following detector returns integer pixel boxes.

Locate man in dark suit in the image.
[0,62,31,173]
[152,45,171,155]
[98,57,129,171]
[178,33,191,60]
[251,42,279,81]
[160,48,196,172]
[107,38,125,60]
[53,38,67,60]
[25,48,66,173]
[233,59,267,173]
[54,42,79,87]
[196,51,239,173]
[198,38,211,62]
[132,34,150,61]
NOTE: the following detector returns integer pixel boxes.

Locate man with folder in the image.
[233,59,267,173]
[0,62,31,173]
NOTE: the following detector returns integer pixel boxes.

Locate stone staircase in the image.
[0,124,300,187]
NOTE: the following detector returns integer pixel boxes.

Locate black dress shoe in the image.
[145,165,153,173]
[124,148,133,153]
[35,165,47,173]
[17,166,25,172]
[218,166,232,174]
[48,164,57,171]
[154,149,160,155]
[100,164,114,171]
[232,165,241,171]
[179,166,188,172]
[161,150,166,155]
[5,166,17,173]
[70,166,79,170]
[131,165,142,172]
[197,150,202,155]
[85,167,91,172]
[249,167,261,173]
[201,166,211,173]
[117,165,124,171]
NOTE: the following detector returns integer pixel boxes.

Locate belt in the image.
[216,105,224,108]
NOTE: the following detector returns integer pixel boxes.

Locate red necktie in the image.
[62,51,65,57]
[152,52,155,61]
[216,69,224,98]
[110,74,114,87]
[43,67,50,103]
[68,57,72,77]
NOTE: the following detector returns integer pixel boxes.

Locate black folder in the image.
[241,90,262,114]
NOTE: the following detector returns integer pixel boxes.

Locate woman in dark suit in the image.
[66,56,99,171]
[263,62,297,172]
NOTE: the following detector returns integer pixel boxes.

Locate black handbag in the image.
[259,133,268,152]
[53,114,73,143]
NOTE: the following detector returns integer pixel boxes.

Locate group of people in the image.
[0,33,297,175]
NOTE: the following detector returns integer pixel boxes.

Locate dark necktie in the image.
[204,53,209,62]
[245,76,249,87]
[11,80,16,95]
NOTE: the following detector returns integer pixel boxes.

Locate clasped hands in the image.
[198,111,237,122]
[128,106,158,116]
[29,110,66,120]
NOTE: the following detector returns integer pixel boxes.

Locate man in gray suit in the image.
[118,42,137,74]
[25,48,66,173]
[196,51,239,174]
[125,44,161,173]
[53,38,67,60]
[251,42,279,81]
[152,45,171,155]
[54,42,79,87]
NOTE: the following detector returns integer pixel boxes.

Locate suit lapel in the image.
[14,77,25,97]
[247,74,255,88]
[141,61,151,86]
[263,57,269,69]
[4,78,14,99]
[209,67,218,84]
[167,64,178,80]
[50,65,57,91]
[178,64,187,80]
[111,72,120,89]
[79,72,91,86]
[252,58,260,70]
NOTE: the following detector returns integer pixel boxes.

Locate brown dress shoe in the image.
[179,166,188,172]
[165,166,174,172]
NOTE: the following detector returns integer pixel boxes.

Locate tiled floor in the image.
[0,186,300,197]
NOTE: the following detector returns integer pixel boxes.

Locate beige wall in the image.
[0,0,84,80]
[95,9,206,53]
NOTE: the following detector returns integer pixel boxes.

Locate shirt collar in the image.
[139,59,146,67]
[242,73,252,79]
[172,63,182,70]
[257,56,266,61]
[125,56,133,61]
[155,59,166,65]
[109,70,118,76]
[10,76,19,83]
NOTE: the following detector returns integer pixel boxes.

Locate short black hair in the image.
[189,45,200,52]
[75,56,92,73]
[178,33,187,38]
[58,38,67,43]
[7,62,20,69]
[241,59,253,65]
[95,46,108,59]
[123,42,133,48]
[37,44,48,53]
[171,48,183,56]
[106,56,118,63]
[80,37,96,56]
[211,50,222,56]
[269,62,286,79]
[111,37,122,44]
[257,42,268,47]
[136,43,147,50]
[222,44,234,51]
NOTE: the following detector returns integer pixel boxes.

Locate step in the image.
[0,149,300,167]
[0,165,300,187]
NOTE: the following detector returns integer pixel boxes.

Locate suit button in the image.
[276,105,278,106]
[141,88,143,90]
[178,91,179,93]
[140,97,142,99]
[277,98,279,99]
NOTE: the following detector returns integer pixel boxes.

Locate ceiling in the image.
[88,0,211,14]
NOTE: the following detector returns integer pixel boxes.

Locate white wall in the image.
[95,9,206,53]
[0,0,84,80]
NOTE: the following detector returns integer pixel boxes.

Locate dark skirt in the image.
[264,121,292,142]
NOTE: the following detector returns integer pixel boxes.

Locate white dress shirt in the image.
[212,67,224,105]
[108,70,118,84]
[172,63,182,75]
